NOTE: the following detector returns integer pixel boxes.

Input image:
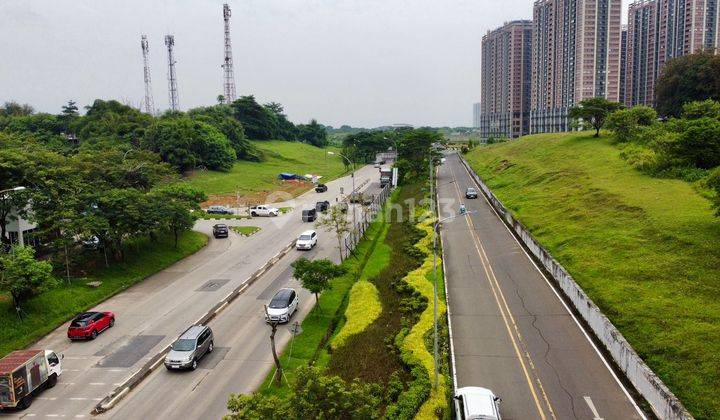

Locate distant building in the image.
[624,0,720,107]
[530,0,623,133]
[473,103,481,128]
[478,20,533,139]
[3,206,38,247]
[620,25,628,105]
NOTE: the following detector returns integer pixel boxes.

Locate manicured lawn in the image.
[231,226,260,236]
[465,132,720,419]
[0,231,208,357]
[183,141,346,197]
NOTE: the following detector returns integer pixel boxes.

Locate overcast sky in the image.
[0,0,629,128]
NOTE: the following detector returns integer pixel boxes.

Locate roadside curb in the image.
[457,154,692,420]
[92,240,295,415]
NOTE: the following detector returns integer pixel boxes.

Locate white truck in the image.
[0,349,63,410]
[249,205,279,217]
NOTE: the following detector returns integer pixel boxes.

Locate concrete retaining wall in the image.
[458,156,692,420]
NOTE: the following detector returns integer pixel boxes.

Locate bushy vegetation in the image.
[655,51,720,118]
[466,133,720,418]
[330,280,382,350]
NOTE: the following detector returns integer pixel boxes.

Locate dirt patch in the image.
[202,180,313,207]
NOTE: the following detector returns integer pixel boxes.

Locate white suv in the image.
[265,288,299,323]
[454,387,502,420]
[296,230,317,250]
[249,205,279,217]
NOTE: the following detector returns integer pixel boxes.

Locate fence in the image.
[343,184,391,257]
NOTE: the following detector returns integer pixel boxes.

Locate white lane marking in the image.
[107,369,123,372]
[458,155,647,419]
[60,382,75,385]
[584,396,604,420]
[63,369,80,372]
[75,416,86,418]
[69,397,88,401]
[89,382,105,385]
[25,414,37,417]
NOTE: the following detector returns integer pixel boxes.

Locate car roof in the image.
[272,288,295,300]
[457,387,498,418]
[300,230,316,236]
[75,311,99,319]
[214,223,227,227]
[179,325,207,340]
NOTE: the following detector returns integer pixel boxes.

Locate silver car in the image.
[265,288,299,323]
[164,325,214,371]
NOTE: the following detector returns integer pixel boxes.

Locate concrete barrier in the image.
[458,155,692,420]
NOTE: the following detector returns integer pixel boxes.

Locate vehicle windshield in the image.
[299,235,312,240]
[172,339,196,351]
[0,376,11,404]
[269,297,289,309]
[70,319,89,327]
[215,224,227,228]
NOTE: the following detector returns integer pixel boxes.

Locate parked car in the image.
[296,230,318,250]
[0,349,63,409]
[249,205,279,217]
[164,325,214,371]
[315,200,330,212]
[454,387,502,420]
[206,205,233,215]
[265,288,299,323]
[67,311,115,340]
[465,187,478,199]
[302,208,317,222]
[374,162,381,168]
[212,224,229,238]
[315,184,328,193]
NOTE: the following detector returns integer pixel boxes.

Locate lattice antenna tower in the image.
[222,3,237,104]
[140,35,155,115]
[165,34,180,111]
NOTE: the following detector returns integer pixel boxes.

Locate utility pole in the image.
[140,35,155,115]
[430,157,439,389]
[165,35,179,111]
[221,3,237,104]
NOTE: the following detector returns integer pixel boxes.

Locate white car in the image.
[454,387,502,420]
[249,205,279,217]
[265,288,299,323]
[296,230,318,250]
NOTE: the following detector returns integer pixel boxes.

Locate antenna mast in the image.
[140,35,155,115]
[222,3,237,104]
[165,34,179,111]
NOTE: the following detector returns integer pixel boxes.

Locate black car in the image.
[213,224,229,238]
[315,200,330,212]
[315,184,328,193]
[302,208,317,222]
[465,187,478,199]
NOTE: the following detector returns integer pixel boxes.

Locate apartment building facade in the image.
[530,0,623,133]
[478,20,533,139]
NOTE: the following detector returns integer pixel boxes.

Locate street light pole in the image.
[330,151,357,233]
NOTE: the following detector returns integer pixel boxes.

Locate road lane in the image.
[439,152,645,420]
[0,166,379,419]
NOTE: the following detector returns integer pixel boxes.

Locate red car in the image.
[67,311,115,340]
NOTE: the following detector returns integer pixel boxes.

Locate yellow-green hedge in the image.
[400,213,448,419]
[330,280,382,350]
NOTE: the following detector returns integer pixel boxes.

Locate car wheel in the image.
[109,318,115,328]
[46,373,58,389]
[190,359,198,370]
[251,212,257,217]
[208,341,214,353]
[90,330,98,340]
[18,396,32,410]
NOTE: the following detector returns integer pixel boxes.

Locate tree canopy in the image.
[655,51,720,118]
[569,97,622,137]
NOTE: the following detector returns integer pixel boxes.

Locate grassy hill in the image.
[184,140,347,203]
[465,132,720,419]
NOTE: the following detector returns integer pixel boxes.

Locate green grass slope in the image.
[465,132,720,419]
[184,141,346,197]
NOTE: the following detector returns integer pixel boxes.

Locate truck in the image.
[379,167,393,187]
[0,349,63,410]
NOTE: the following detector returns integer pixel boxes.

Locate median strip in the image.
[92,240,295,414]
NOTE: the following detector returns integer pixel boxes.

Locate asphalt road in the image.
[1,166,380,420]
[438,153,646,420]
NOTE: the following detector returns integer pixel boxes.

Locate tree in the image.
[568,97,622,137]
[187,105,261,161]
[655,51,720,117]
[225,366,382,420]
[668,117,720,169]
[0,246,55,319]
[59,100,79,133]
[315,204,351,261]
[151,184,206,248]
[605,106,657,143]
[216,94,225,105]
[396,128,442,183]
[264,102,297,141]
[0,101,34,117]
[681,99,720,120]
[297,119,328,147]
[231,96,277,140]
[291,257,345,310]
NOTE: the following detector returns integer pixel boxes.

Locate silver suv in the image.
[164,325,214,370]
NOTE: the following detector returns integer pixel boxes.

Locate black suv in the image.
[315,184,328,193]
[213,224,229,238]
[315,201,330,212]
[302,208,317,222]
